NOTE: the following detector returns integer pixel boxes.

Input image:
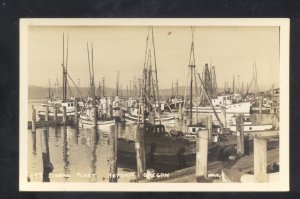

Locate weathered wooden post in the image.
[53,106,57,124]
[254,137,267,182]
[207,115,212,143]
[74,99,78,125]
[141,103,145,125]
[135,126,146,179]
[109,125,118,182]
[125,101,129,112]
[221,106,227,128]
[62,106,67,125]
[93,107,97,128]
[32,105,36,133]
[109,104,113,119]
[45,105,49,123]
[32,130,37,156]
[120,108,124,122]
[259,99,262,117]
[236,114,245,156]
[40,129,53,182]
[149,111,155,125]
[196,129,209,182]
[178,103,182,120]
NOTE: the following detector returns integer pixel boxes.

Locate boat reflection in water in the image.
[27,113,274,183]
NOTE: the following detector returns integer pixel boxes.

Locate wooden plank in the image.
[196,129,209,181]
[249,130,279,138]
[254,138,267,182]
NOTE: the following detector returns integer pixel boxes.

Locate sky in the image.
[28,25,279,90]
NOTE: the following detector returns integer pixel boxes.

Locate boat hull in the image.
[37,111,79,122]
[78,116,115,131]
[125,113,177,124]
[117,137,220,171]
[229,124,273,132]
[190,102,251,114]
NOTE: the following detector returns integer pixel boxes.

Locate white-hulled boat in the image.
[38,98,83,122]
[190,95,251,114]
[228,114,273,132]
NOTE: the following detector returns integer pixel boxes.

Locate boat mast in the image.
[188,27,196,125]
[48,78,51,98]
[102,77,105,97]
[62,33,69,102]
[116,71,120,96]
[87,42,95,105]
[151,27,160,113]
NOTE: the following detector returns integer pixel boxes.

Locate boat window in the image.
[227,97,230,100]
[192,128,196,132]
[223,97,226,100]
[68,103,70,107]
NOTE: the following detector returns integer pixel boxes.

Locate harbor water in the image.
[27,100,277,183]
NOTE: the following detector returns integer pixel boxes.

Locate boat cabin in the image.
[211,95,233,106]
[144,124,166,135]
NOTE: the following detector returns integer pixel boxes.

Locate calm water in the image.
[27,101,277,183]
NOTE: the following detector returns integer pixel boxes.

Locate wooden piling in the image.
[141,104,145,125]
[109,125,118,182]
[254,137,267,182]
[135,126,146,179]
[32,105,36,133]
[40,129,53,182]
[206,115,212,143]
[259,99,262,116]
[196,129,209,182]
[109,104,113,119]
[74,99,78,125]
[62,106,67,125]
[236,114,245,156]
[221,106,227,128]
[93,107,97,128]
[178,103,182,120]
[120,108,124,122]
[45,105,49,122]
[53,106,57,124]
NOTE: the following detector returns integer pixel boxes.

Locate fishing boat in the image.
[78,42,116,131]
[191,95,251,114]
[124,27,178,124]
[38,34,82,122]
[125,105,177,123]
[228,114,273,132]
[117,123,220,170]
[118,27,223,171]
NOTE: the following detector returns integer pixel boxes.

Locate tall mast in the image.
[87,42,95,103]
[116,71,120,96]
[48,78,51,98]
[188,27,196,125]
[176,80,178,98]
[102,77,105,97]
[151,27,160,108]
[130,80,132,98]
[62,33,69,102]
[232,75,235,94]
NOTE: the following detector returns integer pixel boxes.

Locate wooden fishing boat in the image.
[117,123,220,170]
[228,114,273,132]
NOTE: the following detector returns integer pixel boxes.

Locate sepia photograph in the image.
[19,18,289,191]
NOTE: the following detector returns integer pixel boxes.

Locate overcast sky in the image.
[28,25,279,90]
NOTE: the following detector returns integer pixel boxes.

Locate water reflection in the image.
[32,132,36,156]
[40,128,53,182]
[62,125,70,182]
[28,113,275,183]
[86,127,98,182]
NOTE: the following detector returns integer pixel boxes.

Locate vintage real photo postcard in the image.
[19,18,289,191]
